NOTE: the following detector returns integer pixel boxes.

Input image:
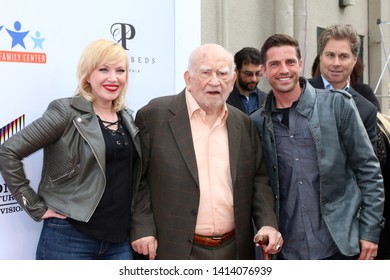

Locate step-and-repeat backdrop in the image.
[0,0,200,259]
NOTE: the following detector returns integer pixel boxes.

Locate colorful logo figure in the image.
[6,21,30,49]
[31,31,45,50]
[0,20,47,64]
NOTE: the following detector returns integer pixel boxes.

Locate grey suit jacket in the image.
[130,89,278,259]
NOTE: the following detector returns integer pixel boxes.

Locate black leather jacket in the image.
[0,96,141,222]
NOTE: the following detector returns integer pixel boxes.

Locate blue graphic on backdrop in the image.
[1,20,46,50]
[0,20,47,64]
[6,21,30,49]
[31,31,45,50]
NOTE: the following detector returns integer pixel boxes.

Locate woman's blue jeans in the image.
[36,218,133,260]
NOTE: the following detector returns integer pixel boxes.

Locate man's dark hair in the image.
[234,47,261,70]
[260,34,301,65]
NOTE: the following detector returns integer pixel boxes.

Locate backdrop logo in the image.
[111,22,136,51]
[0,20,47,64]
[1,115,25,145]
[0,182,22,215]
[110,22,155,73]
[0,115,25,215]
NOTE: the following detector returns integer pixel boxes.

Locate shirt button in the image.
[191,209,197,216]
[77,117,82,122]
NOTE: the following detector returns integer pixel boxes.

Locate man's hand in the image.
[131,236,158,260]
[358,240,378,260]
[254,226,283,255]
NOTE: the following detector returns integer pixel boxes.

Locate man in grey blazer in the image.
[130,43,282,260]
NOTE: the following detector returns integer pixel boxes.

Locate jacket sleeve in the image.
[130,109,157,241]
[340,97,384,242]
[0,99,69,221]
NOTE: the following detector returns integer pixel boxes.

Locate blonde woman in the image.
[0,39,141,259]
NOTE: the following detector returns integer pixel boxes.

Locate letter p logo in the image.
[110,23,136,50]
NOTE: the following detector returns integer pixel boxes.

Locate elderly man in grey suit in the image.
[130,43,282,260]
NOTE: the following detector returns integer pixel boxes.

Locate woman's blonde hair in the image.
[75,39,129,111]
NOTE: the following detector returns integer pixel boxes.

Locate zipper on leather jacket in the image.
[74,119,106,222]
[21,195,39,221]
[22,195,28,208]
[51,168,77,182]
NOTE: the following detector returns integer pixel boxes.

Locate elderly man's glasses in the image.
[239,70,262,78]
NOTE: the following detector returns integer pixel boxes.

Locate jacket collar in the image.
[71,95,93,113]
[295,78,316,118]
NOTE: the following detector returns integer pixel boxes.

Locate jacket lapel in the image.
[348,87,359,106]
[226,109,241,186]
[309,76,324,89]
[73,112,106,172]
[71,96,106,172]
[168,91,200,186]
[121,109,141,157]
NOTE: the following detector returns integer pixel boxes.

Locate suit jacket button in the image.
[191,209,197,216]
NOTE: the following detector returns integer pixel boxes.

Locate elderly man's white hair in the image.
[187,43,235,76]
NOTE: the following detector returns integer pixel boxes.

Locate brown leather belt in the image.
[193,230,235,247]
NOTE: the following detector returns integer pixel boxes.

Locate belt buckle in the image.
[211,236,222,240]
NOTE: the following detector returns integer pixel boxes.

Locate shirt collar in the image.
[321,75,350,91]
[185,89,228,120]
